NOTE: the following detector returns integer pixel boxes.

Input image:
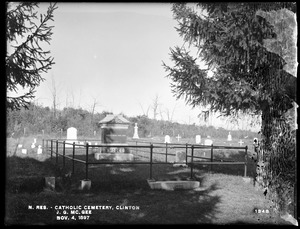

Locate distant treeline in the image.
[7,103,259,140]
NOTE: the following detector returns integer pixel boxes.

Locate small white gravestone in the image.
[33,138,37,144]
[238,140,244,146]
[196,135,201,144]
[133,123,139,139]
[31,143,36,149]
[18,144,22,148]
[21,149,27,154]
[164,135,171,143]
[173,151,187,167]
[204,136,213,146]
[37,145,42,154]
[227,132,232,141]
[66,127,78,147]
[176,134,181,142]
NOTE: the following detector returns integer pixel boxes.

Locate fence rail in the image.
[43,139,248,181]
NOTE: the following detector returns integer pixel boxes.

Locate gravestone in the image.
[37,145,42,154]
[196,135,201,144]
[133,123,139,139]
[173,151,187,167]
[95,114,133,161]
[66,127,78,147]
[164,135,171,143]
[31,143,36,149]
[21,149,27,154]
[238,140,244,146]
[204,136,213,146]
[176,134,181,142]
[227,132,232,141]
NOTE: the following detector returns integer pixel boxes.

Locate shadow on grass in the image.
[193,151,256,178]
[6,153,223,224]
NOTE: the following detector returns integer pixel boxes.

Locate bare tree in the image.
[89,96,100,125]
[151,94,161,120]
[138,101,150,117]
[165,104,177,122]
[49,74,60,118]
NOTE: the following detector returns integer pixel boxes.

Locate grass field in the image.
[5,136,293,225]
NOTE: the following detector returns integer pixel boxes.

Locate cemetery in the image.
[39,114,250,191]
[6,115,293,225]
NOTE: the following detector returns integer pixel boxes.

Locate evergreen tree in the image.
[6,2,57,110]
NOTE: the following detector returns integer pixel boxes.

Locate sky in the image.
[8,2,261,131]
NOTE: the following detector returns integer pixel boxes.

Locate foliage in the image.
[6,103,258,140]
[163,3,296,116]
[6,2,57,111]
[163,2,297,215]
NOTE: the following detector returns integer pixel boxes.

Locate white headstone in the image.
[67,127,77,140]
[31,143,36,149]
[164,135,171,143]
[21,149,27,154]
[196,135,201,144]
[133,123,139,139]
[33,138,37,144]
[204,136,213,146]
[66,127,78,147]
[227,132,232,141]
[18,144,22,148]
[37,145,42,154]
[176,134,181,142]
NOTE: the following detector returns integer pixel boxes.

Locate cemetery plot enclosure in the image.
[43,139,249,182]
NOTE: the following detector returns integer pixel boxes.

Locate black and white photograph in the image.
[5,2,297,225]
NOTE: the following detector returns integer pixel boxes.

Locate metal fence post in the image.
[56,140,58,164]
[63,141,66,168]
[85,143,89,180]
[165,142,168,163]
[50,140,53,159]
[72,142,75,174]
[136,141,138,155]
[244,146,248,177]
[210,144,213,173]
[190,145,194,179]
[150,143,153,180]
[185,143,188,164]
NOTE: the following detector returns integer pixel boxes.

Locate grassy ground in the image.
[5,137,293,225]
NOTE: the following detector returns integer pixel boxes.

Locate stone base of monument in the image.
[94,153,134,161]
[173,163,188,167]
[80,179,91,191]
[147,179,200,191]
[242,177,252,184]
[45,177,55,190]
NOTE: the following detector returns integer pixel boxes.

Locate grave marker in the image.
[66,127,78,147]
[196,135,201,144]
[176,134,181,142]
[37,145,42,154]
[238,140,244,146]
[227,132,232,141]
[204,136,213,146]
[95,114,133,161]
[164,135,171,143]
[133,123,139,139]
